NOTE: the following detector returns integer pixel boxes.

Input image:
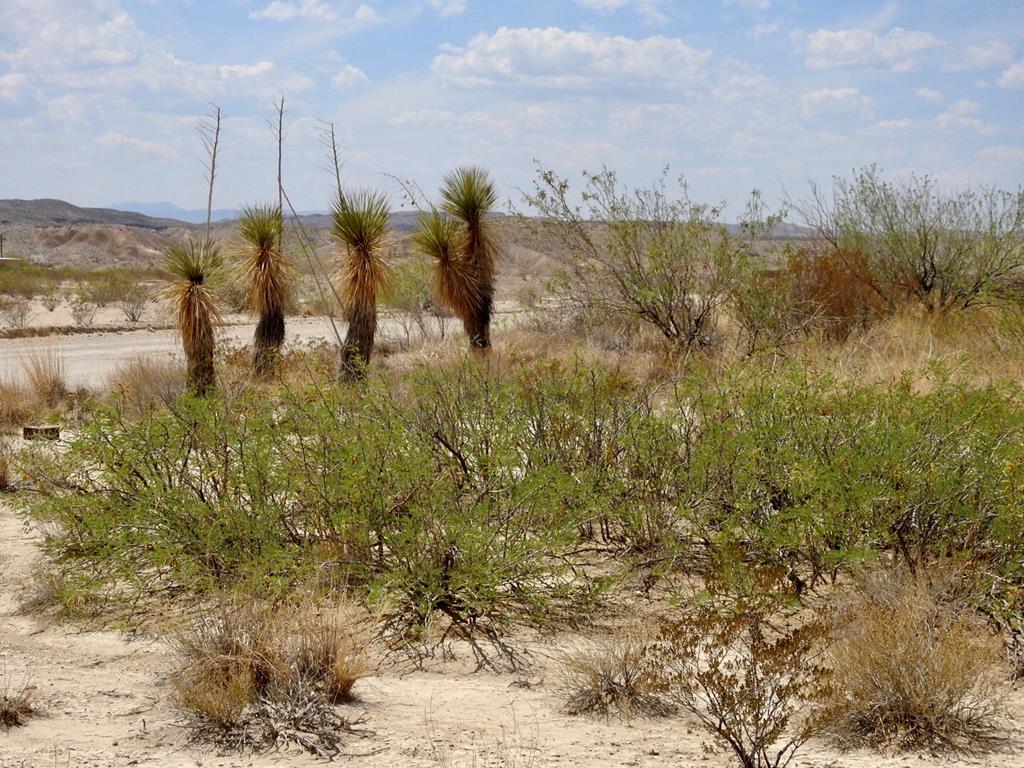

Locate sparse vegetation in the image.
[9,157,1024,767]
[646,575,831,768]
[172,596,370,756]
[0,676,34,731]
[821,568,1006,754]
[559,632,673,718]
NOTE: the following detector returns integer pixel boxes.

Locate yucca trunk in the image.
[340,298,376,379]
[253,307,285,375]
[332,189,391,382]
[463,287,492,349]
[182,284,216,395]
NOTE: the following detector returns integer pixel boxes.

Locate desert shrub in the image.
[560,632,673,718]
[0,380,33,433]
[39,285,62,312]
[795,166,1024,311]
[172,597,369,756]
[526,167,766,349]
[821,568,1006,753]
[677,368,1024,598]
[22,349,66,408]
[0,261,49,299]
[106,355,185,414]
[69,297,98,327]
[645,574,830,768]
[118,284,150,322]
[384,258,432,345]
[787,247,892,339]
[0,298,33,330]
[0,676,34,730]
[27,362,615,666]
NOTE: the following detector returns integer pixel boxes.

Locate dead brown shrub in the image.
[645,575,831,768]
[0,381,33,434]
[0,676,34,730]
[172,597,371,756]
[822,568,1006,754]
[559,632,674,718]
[788,248,892,340]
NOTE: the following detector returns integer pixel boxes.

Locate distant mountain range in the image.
[0,198,186,229]
[111,201,240,224]
[2,198,811,239]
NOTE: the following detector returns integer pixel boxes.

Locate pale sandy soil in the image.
[0,301,526,390]
[1,502,1022,767]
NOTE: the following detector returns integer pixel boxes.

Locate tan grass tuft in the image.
[822,567,1007,754]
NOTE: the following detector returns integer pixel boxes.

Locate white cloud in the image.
[331,64,369,89]
[933,99,995,134]
[572,0,669,25]
[249,1,338,22]
[97,131,175,159]
[999,60,1024,89]
[46,94,85,122]
[800,87,874,120]
[723,0,772,8]
[916,86,942,102]
[433,27,710,91]
[0,73,30,102]
[801,26,943,71]
[427,0,466,16]
[943,41,1014,72]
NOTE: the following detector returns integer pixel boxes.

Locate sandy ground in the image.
[1,501,1023,767]
[0,301,526,390]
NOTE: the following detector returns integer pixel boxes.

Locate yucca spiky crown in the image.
[412,211,482,322]
[163,239,224,336]
[332,189,392,311]
[235,204,292,316]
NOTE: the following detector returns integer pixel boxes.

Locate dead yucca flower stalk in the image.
[332,189,391,381]
[439,166,500,350]
[822,568,1006,754]
[163,240,224,396]
[235,204,292,376]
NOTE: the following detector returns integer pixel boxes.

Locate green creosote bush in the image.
[23,358,1024,661]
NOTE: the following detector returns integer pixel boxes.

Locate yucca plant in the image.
[235,204,292,376]
[412,211,482,329]
[163,240,224,395]
[332,189,391,380]
[439,166,499,349]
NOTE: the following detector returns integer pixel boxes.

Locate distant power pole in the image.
[0,232,5,259]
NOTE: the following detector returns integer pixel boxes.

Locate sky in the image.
[1,0,1023,217]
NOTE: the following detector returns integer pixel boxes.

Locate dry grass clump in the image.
[822,568,1007,754]
[0,677,35,730]
[0,379,32,431]
[22,349,67,408]
[0,441,12,491]
[107,355,185,413]
[559,633,674,718]
[172,597,371,757]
